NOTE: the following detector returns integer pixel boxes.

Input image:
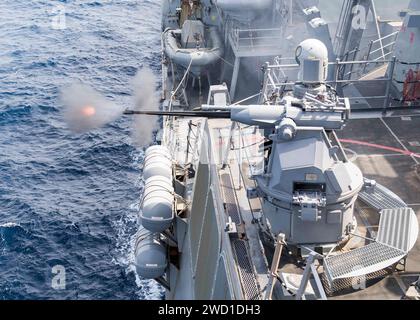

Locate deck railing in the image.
[362,31,399,73]
[229,27,284,53]
[261,56,401,109]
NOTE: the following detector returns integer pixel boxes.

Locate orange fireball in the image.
[82,105,96,117]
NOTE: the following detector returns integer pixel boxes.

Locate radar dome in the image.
[295,39,329,83]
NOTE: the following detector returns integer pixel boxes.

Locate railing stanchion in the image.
[383,56,397,110]
[349,46,359,80]
[262,62,270,103]
[364,40,374,74]
[334,58,341,90]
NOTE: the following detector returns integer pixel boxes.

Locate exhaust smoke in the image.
[130,67,159,147]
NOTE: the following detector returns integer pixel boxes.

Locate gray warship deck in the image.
[157,0,419,301]
[161,110,419,299]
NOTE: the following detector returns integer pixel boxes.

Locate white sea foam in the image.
[0,222,22,228]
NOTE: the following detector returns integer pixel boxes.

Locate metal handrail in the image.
[235,27,285,33]
[230,27,284,51]
[267,58,396,69]
[371,30,399,44]
[363,31,399,72]
[238,35,285,41]
[370,41,395,55]
[235,43,285,49]
[262,56,401,108]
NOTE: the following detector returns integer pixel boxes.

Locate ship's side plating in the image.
[163,119,246,299]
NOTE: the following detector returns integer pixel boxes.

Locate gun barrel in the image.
[123,105,420,122]
[123,110,231,118]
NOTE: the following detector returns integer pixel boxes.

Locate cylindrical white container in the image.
[134,230,167,279]
[141,183,174,232]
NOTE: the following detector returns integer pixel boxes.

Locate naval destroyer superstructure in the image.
[133,0,420,300]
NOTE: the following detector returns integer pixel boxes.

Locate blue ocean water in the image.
[0,0,163,299]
